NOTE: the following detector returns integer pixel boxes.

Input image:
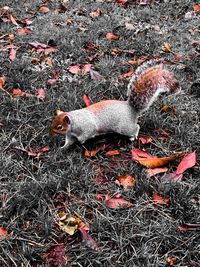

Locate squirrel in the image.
[50,60,180,149]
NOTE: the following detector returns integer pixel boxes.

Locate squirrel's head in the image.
[50,109,71,136]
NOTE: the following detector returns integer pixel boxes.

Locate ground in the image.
[0,0,200,266]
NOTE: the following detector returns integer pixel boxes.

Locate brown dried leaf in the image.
[162,42,172,53]
[0,76,6,89]
[153,192,169,205]
[137,156,179,169]
[106,32,120,40]
[105,150,120,156]
[89,8,101,17]
[39,6,50,13]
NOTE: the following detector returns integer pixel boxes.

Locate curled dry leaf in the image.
[106,32,120,40]
[115,174,135,190]
[105,195,134,209]
[165,257,177,266]
[119,68,134,80]
[56,212,89,236]
[89,7,101,17]
[83,94,92,106]
[153,192,169,206]
[14,145,49,159]
[136,156,179,169]
[105,150,120,156]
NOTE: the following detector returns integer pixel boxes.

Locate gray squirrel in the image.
[50,60,180,148]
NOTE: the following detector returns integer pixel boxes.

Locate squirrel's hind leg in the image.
[128,124,140,141]
[118,123,140,141]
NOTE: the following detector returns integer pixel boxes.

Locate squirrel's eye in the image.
[57,125,63,130]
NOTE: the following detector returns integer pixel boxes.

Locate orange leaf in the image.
[162,42,172,53]
[106,32,120,40]
[137,156,179,169]
[153,192,169,205]
[0,76,6,89]
[105,150,120,156]
[176,151,196,174]
[193,4,200,11]
[0,227,9,240]
[39,6,50,13]
[89,8,101,17]
[115,174,135,190]
[160,105,170,113]
[146,167,168,177]
[119,68,134,79]
[84,145,106,157]
[83,94,92,106]
[165,257,177,266]
[45,58,53,67]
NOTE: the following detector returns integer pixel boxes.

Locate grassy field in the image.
[0,0,200,266]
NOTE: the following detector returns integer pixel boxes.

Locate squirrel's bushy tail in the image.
[127,60,180,113]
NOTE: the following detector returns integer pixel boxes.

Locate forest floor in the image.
[0,0,200,266]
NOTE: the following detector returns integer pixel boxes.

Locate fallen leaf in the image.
[125,22,135,30]
[89,69,103,81]
[89,8,101,17]
[115,174,135,190]
[131,148,156,160]
[43,244,66,266]
[83,94,92,106]
[165,257,177,266]
[39,6,50,13]
[139,136,153,144]
[105,195,134,209]
[193,4,200,11]
[9,14,20,27]
[160,172,183,183]
[153,192,169,205]
[79,229,98,250]
[36,88,45,100]
[56,4,67,13]
[174,53,183,61]
[162,42,172,53]
[136,156,179,169]
[176,151,196,174]
[178,224,200,231]
[0,227,9,240]
[105,150,120,156]
[18,28,32,35]
[47,70,59,84]
[138,0,150,5]
[146,167,168,177]
[12,88,29,97]
[68,64,81,74]
[82,63,92,74]
[45,58,53,67]
[29,41,49,49]
[106,32,120,40]
[9,48,17,61]
[85,145,106,157]
[84,43,98,52]
[20,18,33,25]
[0,76,6,89]
[115,0,128,5]
[160,105,170,113]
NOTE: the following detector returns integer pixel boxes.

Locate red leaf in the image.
[83,94,92,106]
[176,152,196,174]
[193,4,200,11]
[47,70,59,84]
[131,148,156,160]
[18,28,32,35]
[153,192,169,205]
[12,88,29,97]
[105,195,134,209]
[115,0,128,5]
[9,48,17,61]
[20,18,33,25]
[43,244,66,266]
[82,63,92,74]
[89,8,101,17]
[106,32,120,40]
[146,167,168,177]
[115,174,135,190]
[79,229,98,250]
[37,88,45,100]
[0,227,9,240]
[39,6,50,13]
[68,64,81,74]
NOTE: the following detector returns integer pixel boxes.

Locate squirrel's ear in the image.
[56,109,63,116]
[63,114,70,125]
